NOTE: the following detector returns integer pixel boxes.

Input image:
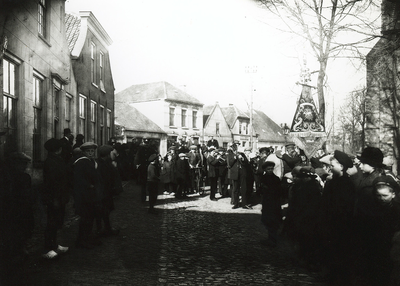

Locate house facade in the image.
[0,0,77,180]
[66,11,115,147]
[221,104,255,151]
[365,0,400,171]
[115,81,203,155]
[203,103,232,149]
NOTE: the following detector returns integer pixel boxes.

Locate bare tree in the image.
[337,87,366,154]
[254,0,380,125]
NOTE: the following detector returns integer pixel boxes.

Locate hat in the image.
[208,146,216,151]
[333,150,353,169]
[168,146,176,151]
[179,153,187,158]
[262,161,275,169]
[148,154,157,162]
[190,145,197,150]
[373,175,399,191]
[244,147,252,152]
[298,166,316,178]
[80,142,98,150]
[319,154,333,165]
[291,166,302,176]
[63,128,72,136]
[259,147,269,154]
[358,147,384,168]
[98,145,114,157]
[285,143,296,149]
[44,138,62,152]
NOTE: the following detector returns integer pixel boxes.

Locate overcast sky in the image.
[65,0,377,125]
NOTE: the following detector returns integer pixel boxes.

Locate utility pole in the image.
[245,65,257,152]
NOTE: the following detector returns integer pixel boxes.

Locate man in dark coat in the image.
[134,138,154,202]
[226,141,249,209]
[207,148,219,201]
[147,154,160,214]
[281,143,301,171]
[42,138,70,259]
[73,142,103,249]
[175,153,190,198]
[60,128,74,164]
[259,161,282,248]
[216,148,229,198]
[207,135,219,149]
[319,150,356,283]
[95,145,120,237]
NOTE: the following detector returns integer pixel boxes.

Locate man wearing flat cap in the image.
[42,138,70,259]
[319,150,356,280]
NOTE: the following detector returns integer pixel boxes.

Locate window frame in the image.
[192,110,197,129]
[91,42,97,85]
[169,107,175,127]
[181,108,187,128]
[38,0,47,38]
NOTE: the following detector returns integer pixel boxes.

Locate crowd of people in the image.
[2,128,400,285]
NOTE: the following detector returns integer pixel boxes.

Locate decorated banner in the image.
[289,83,326,158]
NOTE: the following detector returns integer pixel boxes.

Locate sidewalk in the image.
[11,180,325,285]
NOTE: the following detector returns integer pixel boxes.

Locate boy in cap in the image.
[42,138,70,259]
[147,154,160,214]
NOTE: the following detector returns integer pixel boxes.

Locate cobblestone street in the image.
[13,181,326,285]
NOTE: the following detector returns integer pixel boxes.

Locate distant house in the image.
[248,109,287,150]
[203,103,232,148]
[0,0,76,176]
[221,104,255,150]
[115,81,204,154]
[66,11,115,146]
[114,102,167,151]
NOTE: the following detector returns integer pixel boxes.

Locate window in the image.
[53,83,61,138]
[79,95,86,136]
[99,51,104,81]
[100,105,104,145]
[91,42,96,84]
[239,122,242,134]
[169,107,175,126]
[65,94,72,126]
[181,109,187,127]
[192,110,197,128]
[33,74,43,162]
[3,58,18,154]
[90,100,96,142]
[107,109,112,141]
[38,0,46,37]
[216,122,220,135]
[246,123,249,135]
